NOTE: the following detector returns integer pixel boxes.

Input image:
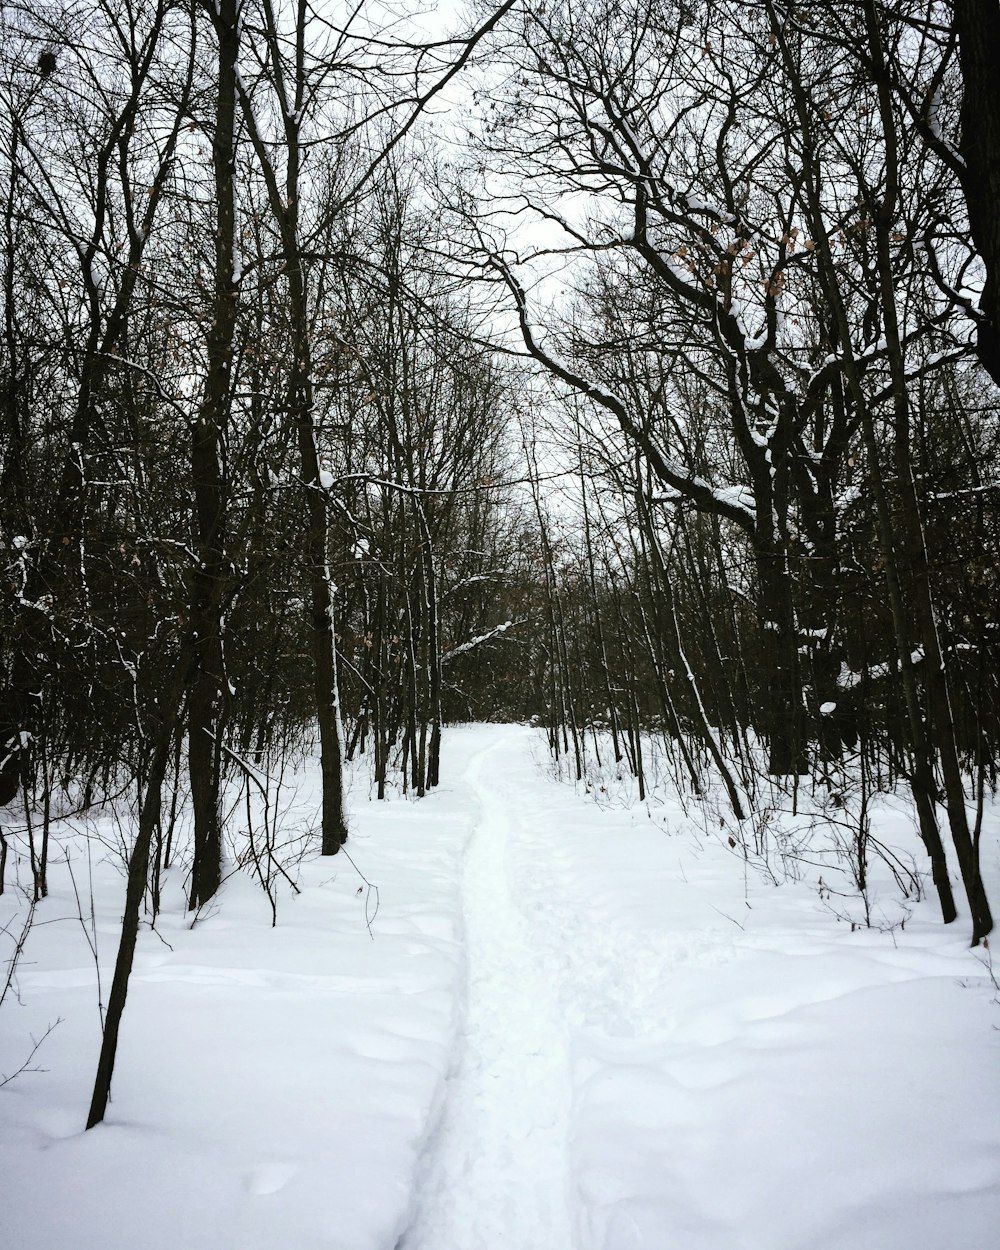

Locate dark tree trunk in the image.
[756,545,806,776]
[954,0,1000,385]
[865,0,991,942]
[238,1,349,854]
[189,0,239,909]
[87,664,189,1128]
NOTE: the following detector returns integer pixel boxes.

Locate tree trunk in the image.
[865,0,990,941]
[189,0,239,909]
[756,545,806,776]
[954,0,1000,385]
[87,665,188,1128]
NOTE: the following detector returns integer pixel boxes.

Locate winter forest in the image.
[2,1,999,1248]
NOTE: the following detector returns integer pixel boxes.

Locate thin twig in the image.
[340,847,380,939]
[0,1018,62,1088]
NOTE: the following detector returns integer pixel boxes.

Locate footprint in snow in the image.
[245,1161,297,1196]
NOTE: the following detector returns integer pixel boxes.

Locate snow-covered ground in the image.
[2,724,999,1249]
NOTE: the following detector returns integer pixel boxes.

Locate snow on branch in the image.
[490,256,756,533]
[442,620,523,665]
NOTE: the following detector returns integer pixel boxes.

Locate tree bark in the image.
[189,0,239,909]
[87,662,189,1128]
[954,0,1000,385]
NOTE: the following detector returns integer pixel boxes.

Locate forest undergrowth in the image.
[541,726,971,938]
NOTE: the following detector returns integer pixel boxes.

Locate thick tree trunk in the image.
[756,546,807,776]
[312,561,349,854]
[189,0,239,909]
[954,0,1000,385]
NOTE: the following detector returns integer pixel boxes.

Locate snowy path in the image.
[4,724,999,1250]
[400,730,579,1250]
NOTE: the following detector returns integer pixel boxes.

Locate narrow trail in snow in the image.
[399,731,579,1250]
